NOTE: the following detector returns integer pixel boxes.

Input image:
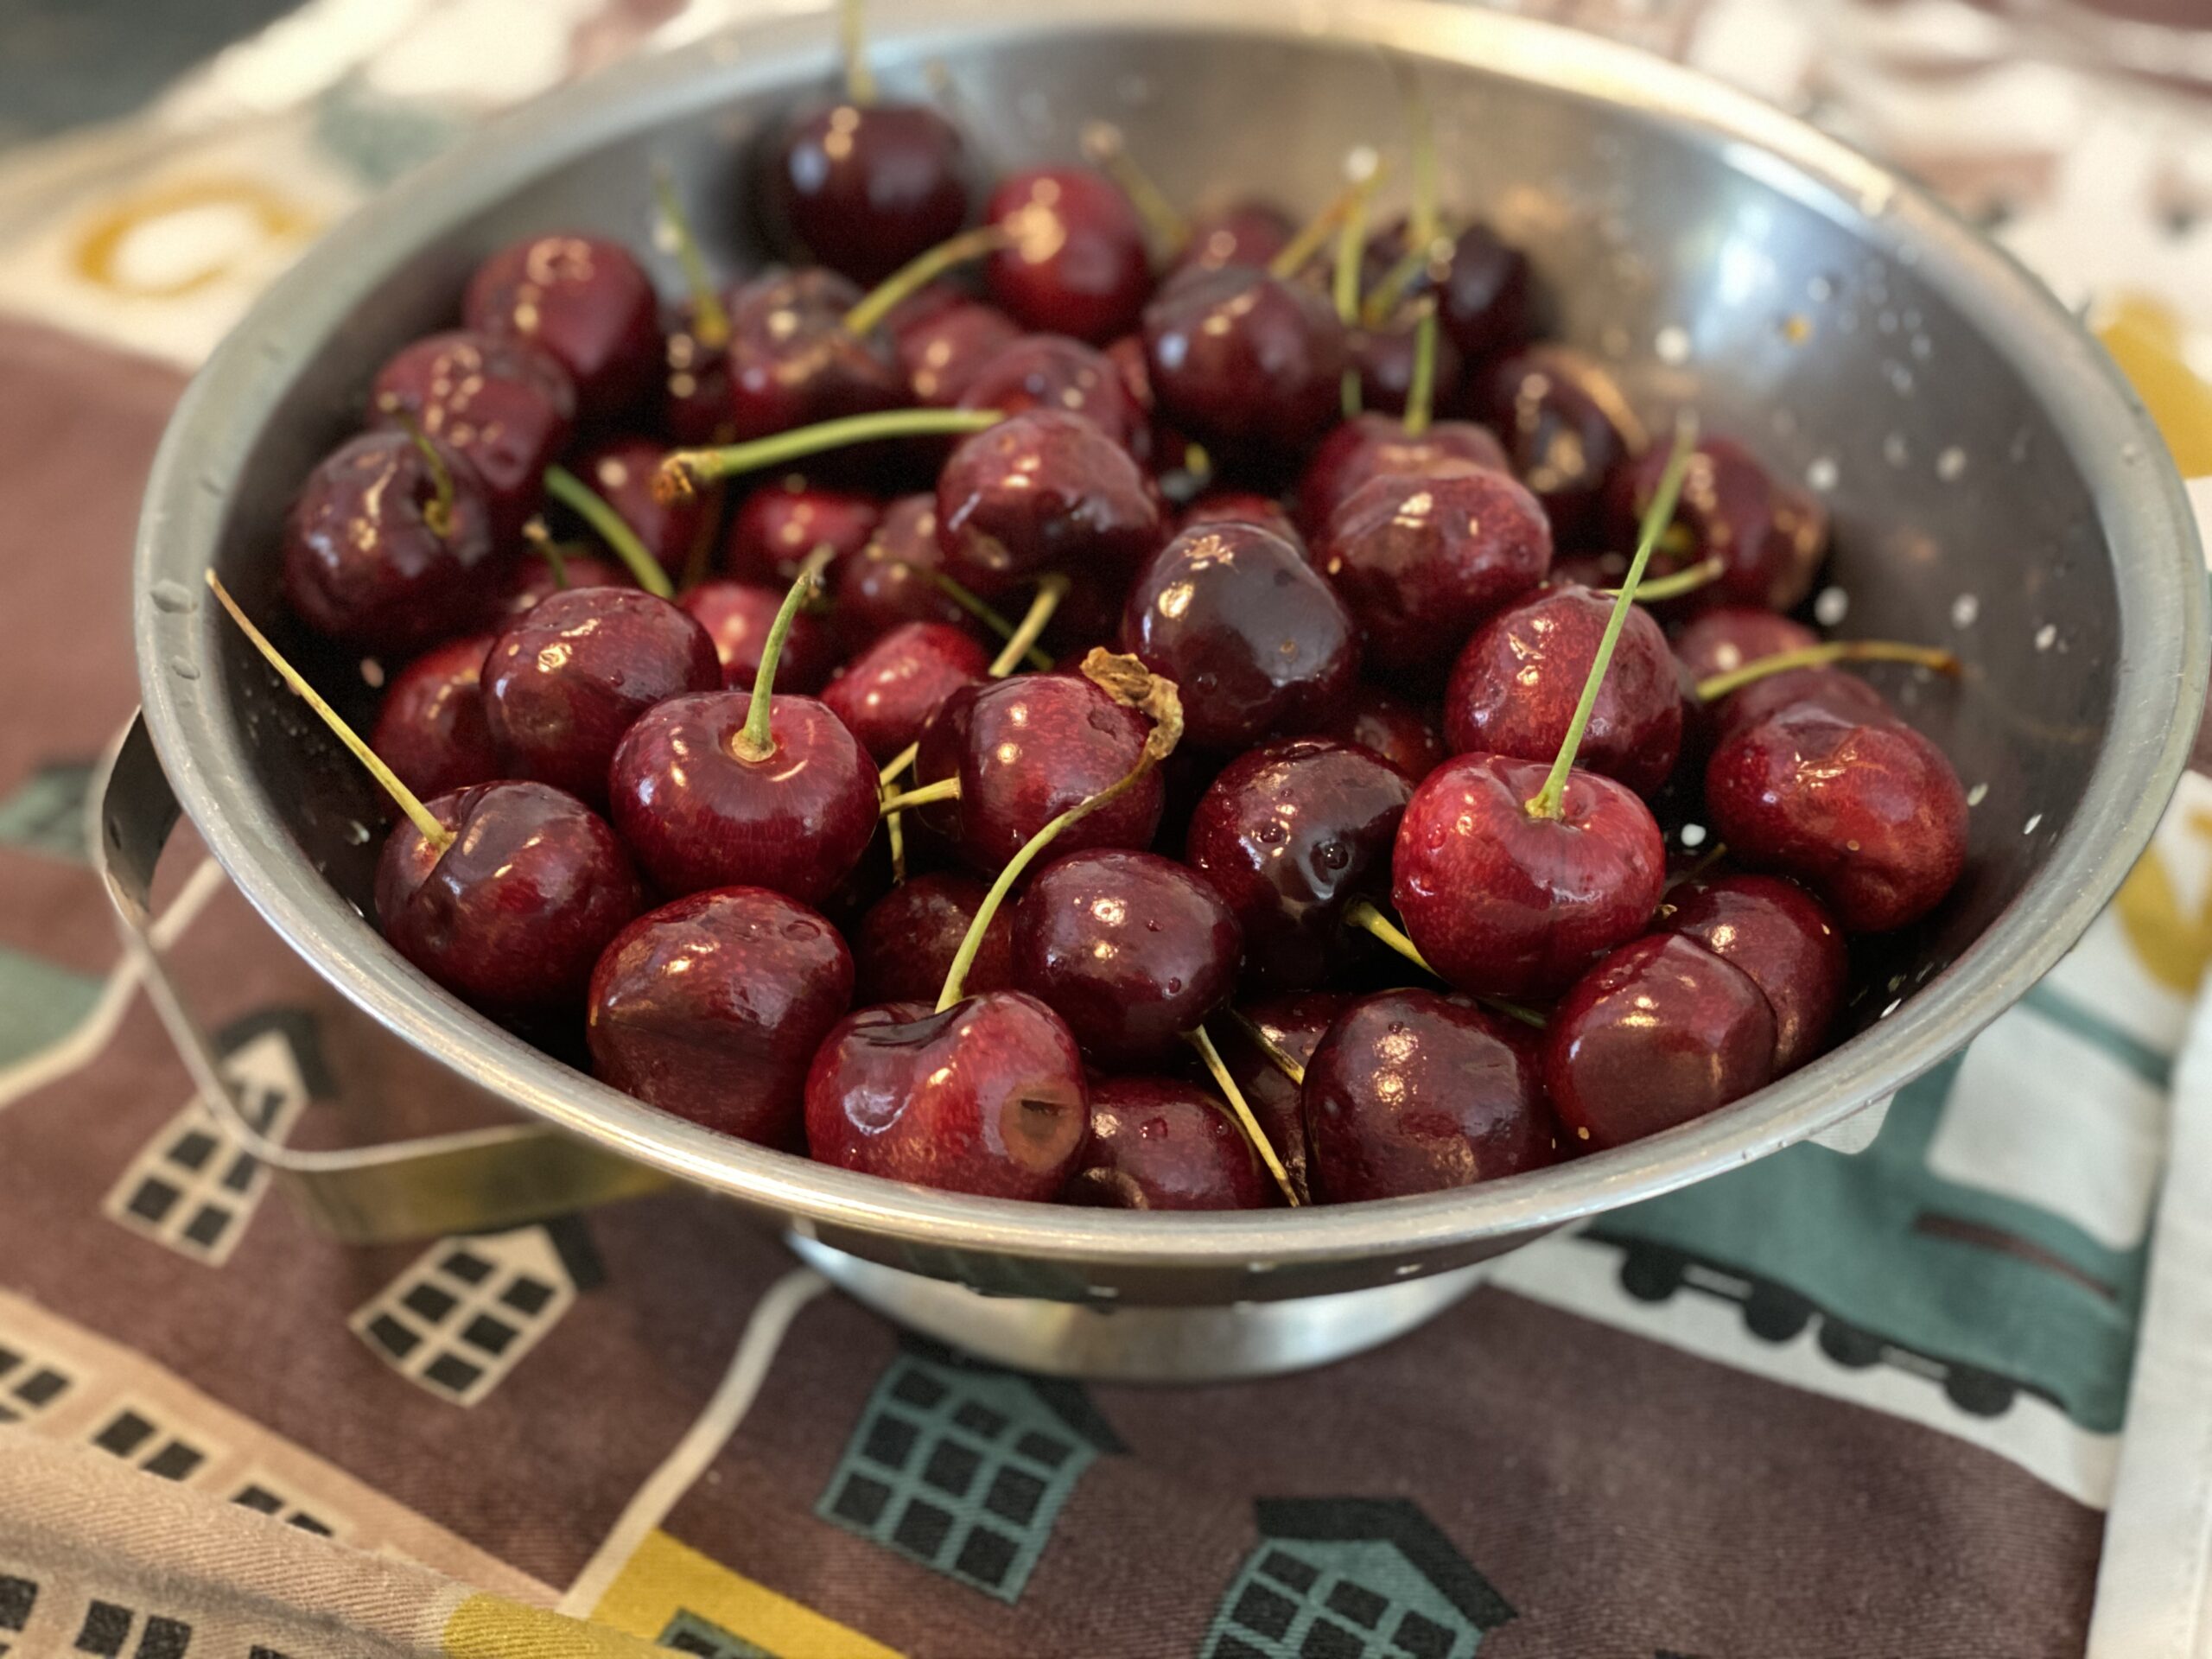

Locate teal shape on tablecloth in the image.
[0,761,94,863]
[0,944,103,1072]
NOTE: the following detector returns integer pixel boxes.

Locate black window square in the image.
[168,1131,217,1172]
[181,1205,230,1249]
[137,1614,192,1659]
[0,1402,16,1423]
[1014,1430,1071,1467]
[889,1366,945,1409]
[127,1179,181,1224]
[249,1649,294,1659]
[233,1485,283,1514]
[289,1514,333,1537]
[143,1440,203,1481]
[1325,1580,1387,1630]
[952,1401,1007,1440]
[1232,1581,1298,1642]
[16,1367,67,1407]
[500,1275,554,1315]
[220,1153,257,1193]
[892,1497,954,1559]
[365,1315,418,1359]
[0,1345,17,1378]
[402,1283,457,1323]
[94,1411,155,1457]
[1259,1549,1319,1593]
[1393,1609,1454,1659]
[1211,1638,1270,1659]
[921,1440,980,1497]
[1299,1618,1363,1659]
[460,1314,517,1356]
[423,1353,482,1394]
[830,1473,890,1527]
[440,1249,493,1285]
[74,1599,130,1656]
[953,1525,1017,1588]
[668,1638,717,1657]
[861,1414,918,1471]
[0,1573,34,1630]
[983,1466,1045,1527]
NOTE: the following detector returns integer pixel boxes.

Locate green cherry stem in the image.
[734,546,836,763]
[986,575,1069,678]
[658,408,1003,502]
[393,412,454,541]
[843,225,1014,340]
[1185,1024,1300,1205]
[1399,59,1441,257]
[1361,232,1450,328]
[522,519,570,589]
[1402,301,1440,438]
[1524,412,1700,822]
[1334,165,1370,420]
[1344,897,1546,1028]
[839,0,876,105]
[1694,639,1961,704]
[652,165,729,351]
[205,573,453,852]
[880,776,960,814]
[542,465,673,598]
[1606,555,1722,604]
[1268,151,1382,281]
[1082,121,1189,257]
[1224,1005,1306,1086]
[904,565,1054,671]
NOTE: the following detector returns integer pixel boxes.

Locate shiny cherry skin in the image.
[1141,266,1349,457]
[1065,1077,1265,1211]
[1313,683,1446,782]
[1294,414,1510,537]
[721,478,880,586]
[823,620,989,761]
[912,674,1165,874]
[1705,702,1968,933]
[370,635,501,806]
[1708,665,1892,747]
[587,887,853,1147]
[1608,435,1828,613]
[678,581,839,694]
[370,329,575,538]
[1319,465,1553,677]
[770,101,970,285]
[662,301,734,445]
[283,429,499,653]
[376,780,643,1018]
[1119,523,1359,751]
[464,232,660,415]
[1012,849,1242,1067]
[804,992,1090,1200]
[1545,934,1777,1150]
[725,295,905,446]
[1483,346,1636,545]
[957,334,1147,450]
[1350,320,1464,419]
[1173,200,1295,277]
[1179,490,1305,555]
[1186,738,1410,992]
[1660,874,1847,1071]
[984,168,1152,343]
[1672,607,1819,686]
[1304,989,1554,1202]
[726,264,860,332]
[575,436,709,579]
[898,301,1025,406]
[499,552,632,616]
[851,871,1016,1006]
[831,493,976,649]
[1394,752,1667,998]
[1435,223,1539,366]
[608,690,879,904]
[934,409,1163,596]
[480,588,721,803]
[1442,583,1683,797]
[1218,991,1344,1205]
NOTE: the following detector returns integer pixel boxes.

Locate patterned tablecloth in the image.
[4,2,2212,1655]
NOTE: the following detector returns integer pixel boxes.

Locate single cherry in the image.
[499,549,632,616]
[935,408,1163,597]
[1173,200,1296,277]
[1350,320,1464,419]
[1312,683,1446,782]
[769,104,970,285]
[1672,607,1820,687]
[1483,346,1638,545]
[723,269,904,443]
[1433,223,1539,366]
[831,493,978,648]
[1660,874,1847,1072]
[464,232,660,414]
[898,301,1025,407]
[680,579,840,694]
[370,330,575,539]
[369,634,502,806]
[823,620,989,762]
[984,167,1153,343]
[1179,490,1305,555]
[722,477,880,585]
[573,437,711,580]
[957,334,1147,450]
[1607,435,1828,613]
[851,871,1016,1005]
[1141,264,1350,458]
[1294,413,1508,539]
[1065,1077,1265,1211]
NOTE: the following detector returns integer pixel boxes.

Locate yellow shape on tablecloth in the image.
[587,1527,902,1657]
[443,1592,666,1657]
[72,176,313,299]
[2094,294,2212,480]
[2113,810,2212,995]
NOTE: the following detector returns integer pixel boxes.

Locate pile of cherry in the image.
[228,57,1972,1213]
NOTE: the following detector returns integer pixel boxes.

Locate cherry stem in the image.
[1402,302,1440,438]
[844,225,1014,339]
[1345,897,1546,1028]
[1334,172,1369,421]
[652,165,729,351]
[204,573,452,852]
[734,546,836,763]
[393,412,454,541]
[880,776,960,814]
[1363,232,1451,327]
[880,742,921,786]
[1666,840,1730,890]
[1081,122,1188,257]
[986,575,1068,678]
[542,465,673,598]
[1185,1024,1300,1205]
[1607,555,1721,604]
[1526,412,1699,822]
[1268,151,1382,280]
[1694,639,1961,703]
[522,519,569,588]
[876,574,1053,804]
[1224,1005,1306,1086]
[1399,59,1441,257]
[839,0,876,105]
[659,409,1002,501]
[894,563,1053,671]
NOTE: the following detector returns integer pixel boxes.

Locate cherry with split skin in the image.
[370,330,575,540]
[1065,1077,1266,1211]
[984,167,1153,343]
[935,408,1164,598]
[823,620,989,763]
[851,871,1016,1005]
[1660,874,1847,1071]
[464,232,661,415]
[369,634,502,806]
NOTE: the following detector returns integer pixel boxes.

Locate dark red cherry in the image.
[1607,435,1827,613]
[1435,223,1538,366]
[678,580,839,694]
[1545,934,1776,1150]
[804,992,1090,1200]
[499,551,632,616]
[1442,583,1683,797]
[878,279,976,340]
[1319,465,1552,676]
[1179,490,1305,555]
[1012,849,1241,1067]
[608,690,878,904]
[575,437,710,579]
[369,330,575,538]
[984,168,1152,343]
[726,264,860,332]
[724,276,903,443]
[480,588,721,802]
[1294,414,1509,537]
[957,334,1147,450]
[934,409,1163,597]
[897,300,1025,407]
[587,887,853,1147]
[1119,523,1359,751]
[1304,989,1554,1202]
[282,429,499,652]
[1708,665,1892,746]
[831,493,976,648]
[375,780,643,1017]
[912,674,1165,874]
[1065,1077,1265,1210]
[1705,702,1968,933]
[464,233,660,414]
[370,635,501,806]
[1483,346,1637,546]
[1141,265,1349,456]
[1672,607,1819,686]
[1312,683,1446,782]
[1218,992,1344,1204]
[1660,874,1846,1071]
[1186,738,1409,992]
[721,478,880,585]
[770,102,970,285]
[1394,752,1666,998]
[823,620,990,761]
[851,871,1016,1005]
[1351,320,1464,419]
[662,302,734,446]
[1173,200,1296,277]
[1042,566,1130,660]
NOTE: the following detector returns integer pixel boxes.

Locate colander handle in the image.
[92,713,666,1244]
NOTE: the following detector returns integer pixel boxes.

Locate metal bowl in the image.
[120,0,2205,1376]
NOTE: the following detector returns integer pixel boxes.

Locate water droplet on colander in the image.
[1806,456,1839,492]
[1950,594,1979,628]
[1936,446,1967,481]
[1814,586,1849,626]
[151,580,194,613]
[169,656,200,681]
[2034,623,2056,651]
[1655,325,1690,365]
